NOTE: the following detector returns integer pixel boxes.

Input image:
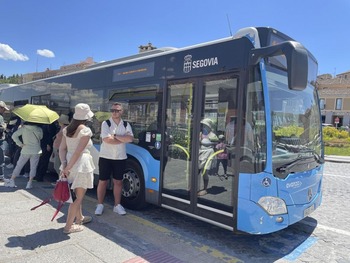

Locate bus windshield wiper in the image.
[311,151,324,164]
[298,149,325,164]
[276,154,314,173]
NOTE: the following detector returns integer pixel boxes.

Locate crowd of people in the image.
[0,101,134,234]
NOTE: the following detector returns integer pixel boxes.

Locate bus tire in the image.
[121,158,146,210]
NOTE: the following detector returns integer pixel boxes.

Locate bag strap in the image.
[106,119,111,127]
[106,119,128,129]
[33,131,40,143]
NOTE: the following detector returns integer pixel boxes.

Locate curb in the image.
[324,155,350,163]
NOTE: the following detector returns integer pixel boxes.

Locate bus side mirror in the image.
[249,41,308,90]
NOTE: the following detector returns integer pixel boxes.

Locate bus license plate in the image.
[304,204,315,217]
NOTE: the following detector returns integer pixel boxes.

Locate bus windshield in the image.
[266,64,322,178]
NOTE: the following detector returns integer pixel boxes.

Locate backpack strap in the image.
[106,119,128,129]
[106,119,111,127]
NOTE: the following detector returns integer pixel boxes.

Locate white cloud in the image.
[37,49,55,58]
[0,43,29,61]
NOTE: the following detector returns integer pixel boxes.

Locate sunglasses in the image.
[110,109,122,113]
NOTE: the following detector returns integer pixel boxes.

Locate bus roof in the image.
[15,27,302,85]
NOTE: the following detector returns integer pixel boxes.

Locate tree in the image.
[0,73,22,84]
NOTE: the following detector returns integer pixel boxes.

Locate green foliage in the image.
[323,126,350,156]
[323,126,350,141]
[325,146,350,156]
[168,127,190,160]
[0,74,22,84]
[273,125,350,156]
[274,125,304,137]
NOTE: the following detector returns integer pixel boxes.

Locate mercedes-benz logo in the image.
[308,188,313,202]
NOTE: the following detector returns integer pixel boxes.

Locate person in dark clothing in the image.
[0,130,5,181]
[5,115,21,169]
[0,101,9,181]
[34,122,58,181]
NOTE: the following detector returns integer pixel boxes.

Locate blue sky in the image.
[1,0,349,77]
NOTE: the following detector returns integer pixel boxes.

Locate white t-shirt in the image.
[225,121,235,145]
[99,118,133,160]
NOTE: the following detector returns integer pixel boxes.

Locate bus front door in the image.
[162,75,238,229]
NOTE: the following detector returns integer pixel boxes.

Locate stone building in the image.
[317,71,350,127]
[22,57,95,83]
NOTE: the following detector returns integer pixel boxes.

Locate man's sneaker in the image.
[4,179,17,188]
[26,181,33,189]
[6,163,14,169]
[95,204,104,215]
[23,173,29,178]
[113,204,126,215]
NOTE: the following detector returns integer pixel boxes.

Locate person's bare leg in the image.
[64,188,86,232]
[113,179,122,206]
[97,180,108,204]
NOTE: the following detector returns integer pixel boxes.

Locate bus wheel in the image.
[121,159,146,210]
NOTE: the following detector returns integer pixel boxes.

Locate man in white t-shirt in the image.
[225,116,237,146]
[95,103,134,216]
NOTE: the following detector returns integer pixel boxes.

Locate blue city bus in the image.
[0,27,324,234]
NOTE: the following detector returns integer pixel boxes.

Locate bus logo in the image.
[183,54,219,73]
[183,55,192,73]
[308,188,313,202]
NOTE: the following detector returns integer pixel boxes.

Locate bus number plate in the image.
[304,204,315,217]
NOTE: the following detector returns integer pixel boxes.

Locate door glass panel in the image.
[198,76,238,210]
[163,82,194,198]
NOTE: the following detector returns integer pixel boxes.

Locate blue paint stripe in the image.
[283,236,318,261]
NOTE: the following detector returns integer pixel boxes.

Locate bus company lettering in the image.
[183,54,218,73]
[286,181,302,189]
[192,57,218,68]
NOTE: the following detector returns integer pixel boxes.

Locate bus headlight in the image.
[258,196,287,215]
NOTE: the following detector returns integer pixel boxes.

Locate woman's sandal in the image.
[197,190,207,196]
[76,216,92,225]
[63,224,84,234]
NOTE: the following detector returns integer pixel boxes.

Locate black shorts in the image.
[98,157,126,181]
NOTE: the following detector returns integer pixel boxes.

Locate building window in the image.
[336,98,342,110]
[320,99,325,110]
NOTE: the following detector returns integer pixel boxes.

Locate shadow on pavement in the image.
[5,228,70,250]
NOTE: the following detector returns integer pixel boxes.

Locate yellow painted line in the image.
[127,213,244,263]
[202,149,224,176]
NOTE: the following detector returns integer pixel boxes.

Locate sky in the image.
[0,0,349,78]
